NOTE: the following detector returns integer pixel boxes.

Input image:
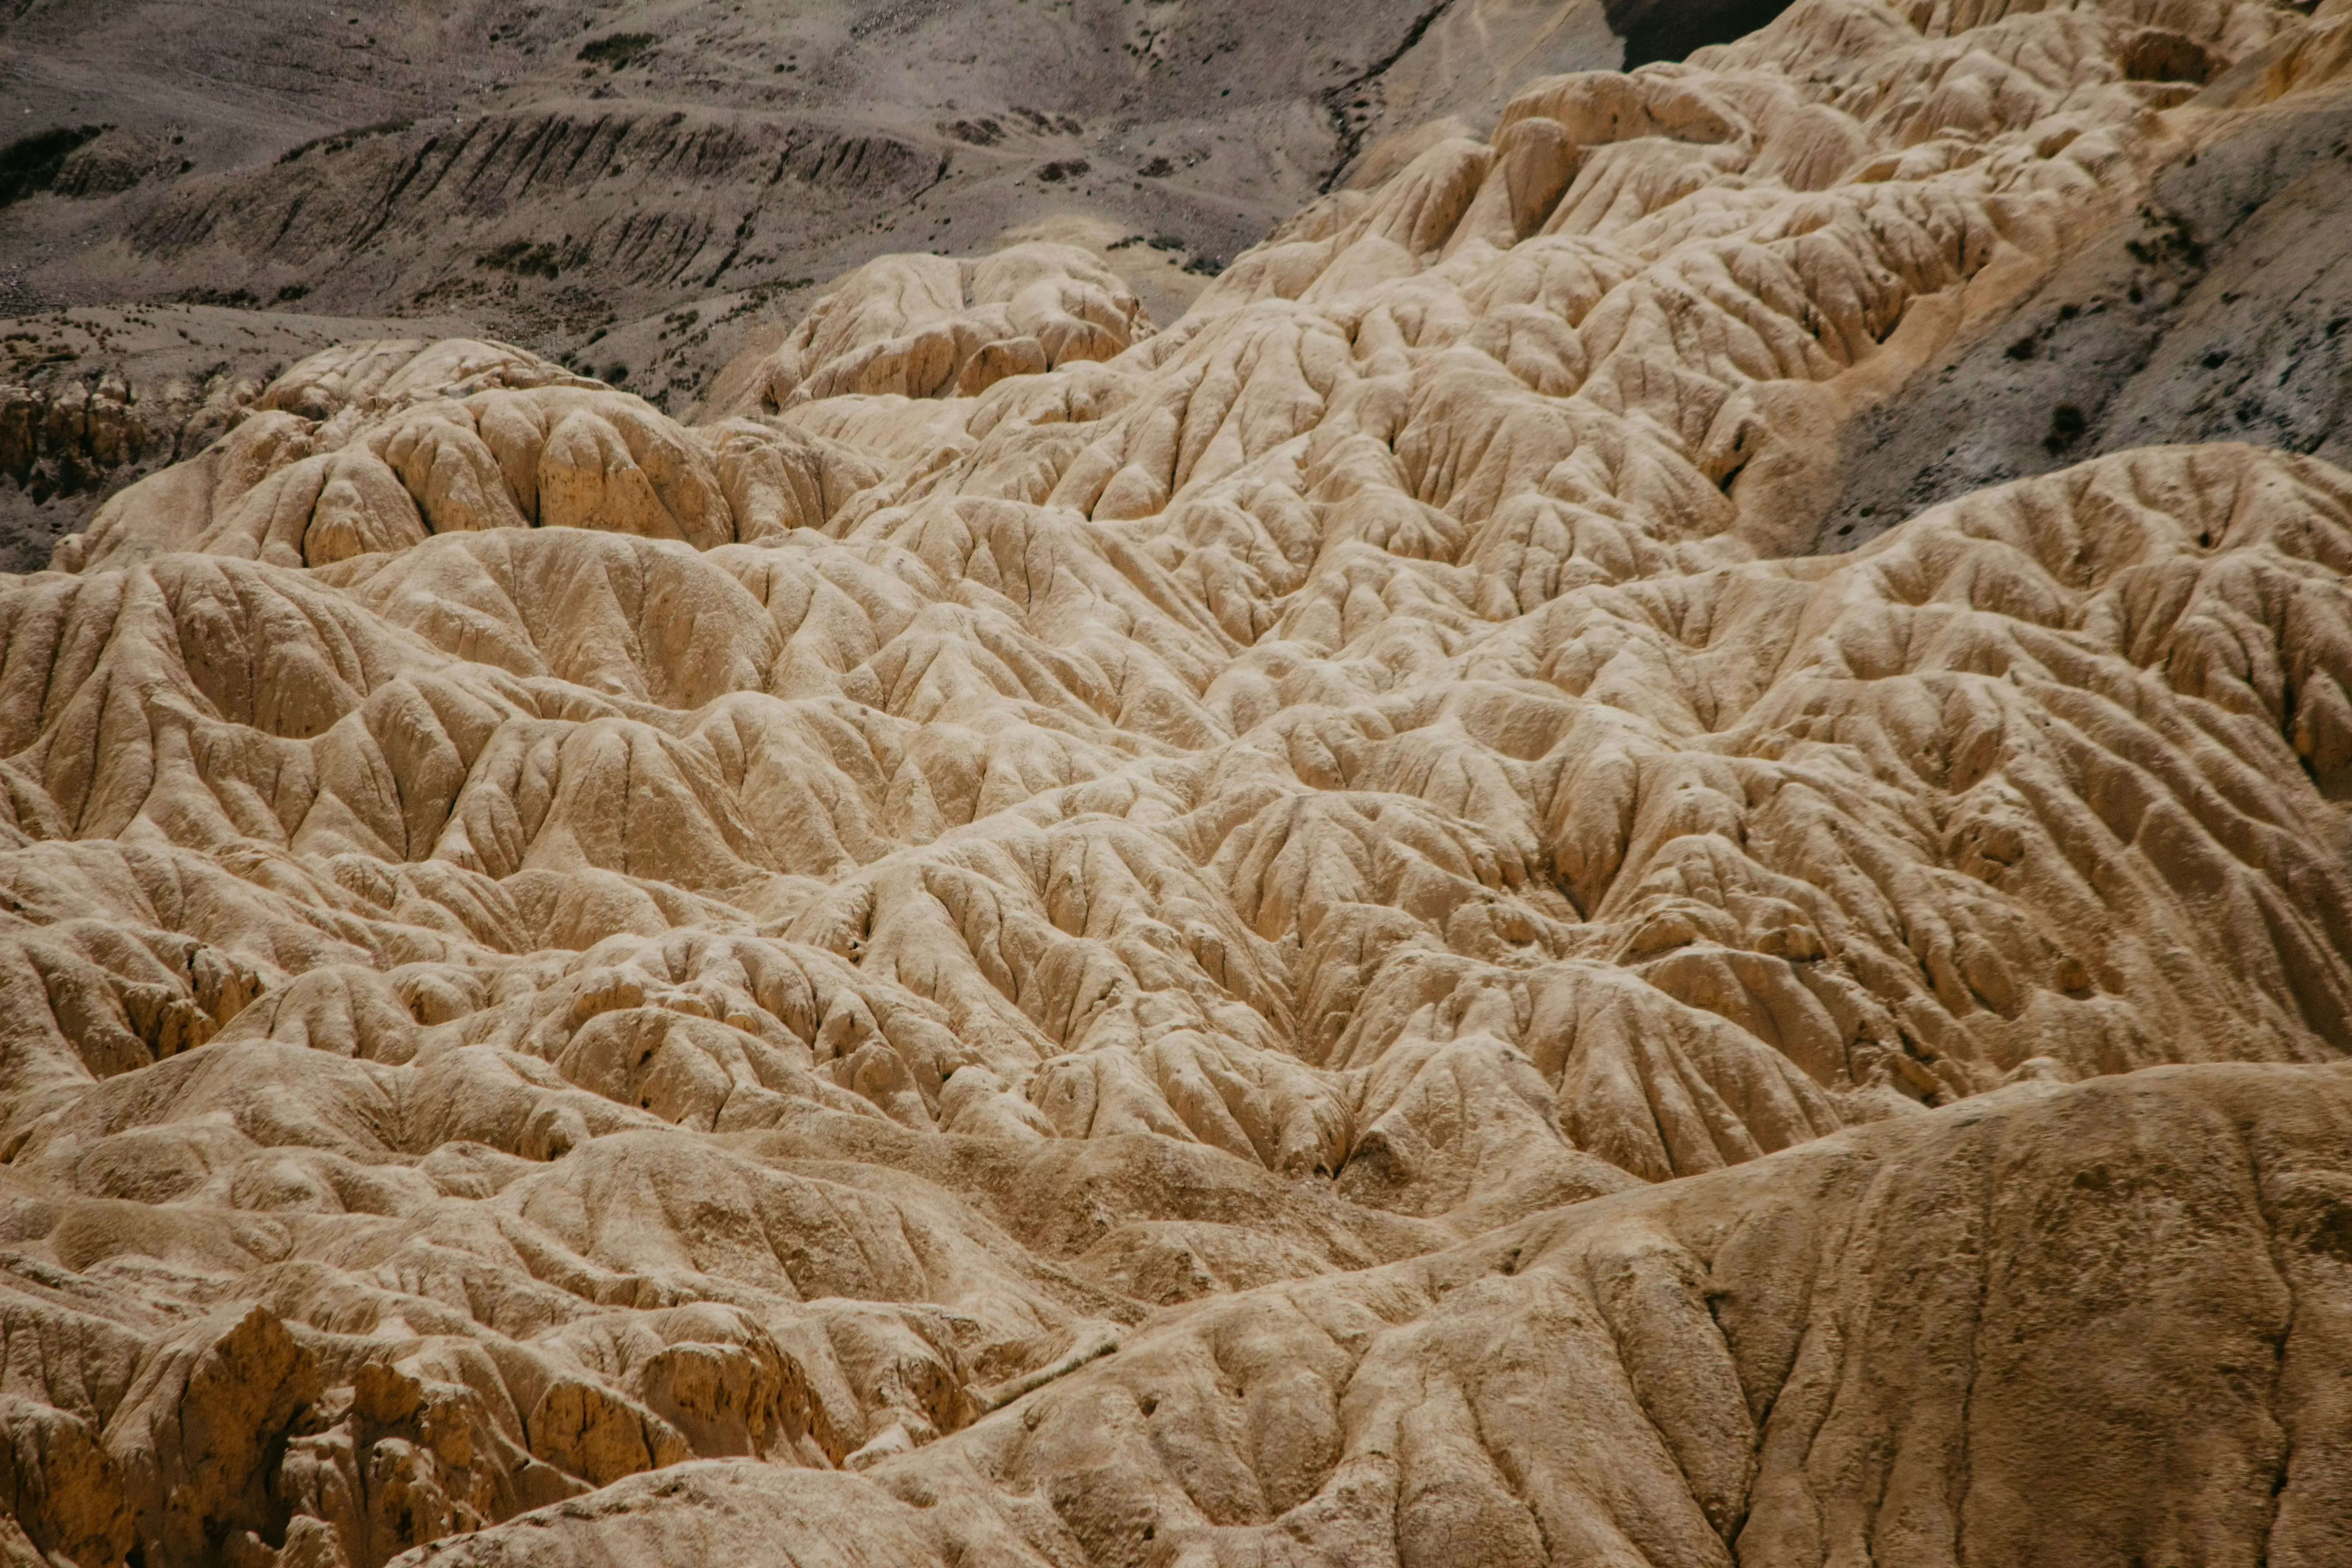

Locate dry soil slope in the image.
[1817,47,2352,549]
[0,0,1659,544]
[0,0,1661,359]
[415,1061,2352,1568]
[0,305,482,573]
[2,0,2352,1565]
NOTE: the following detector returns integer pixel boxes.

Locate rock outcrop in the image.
[0,306,486,570]
[2,0,2350,1563]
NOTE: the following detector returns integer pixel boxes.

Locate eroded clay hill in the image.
[5,0,2352,1565]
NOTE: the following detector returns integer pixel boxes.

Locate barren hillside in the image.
[3,0,2352,1566]
[1,0,1669,555]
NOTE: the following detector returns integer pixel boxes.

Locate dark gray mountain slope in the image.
[1819,78,2352,552]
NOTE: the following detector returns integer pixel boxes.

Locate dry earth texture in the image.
[5,0,2352,1566]
[0,0,1668,557]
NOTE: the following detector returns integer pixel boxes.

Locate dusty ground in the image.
[0,0,1711,540]
[0,0,1657,404]
[1818,70,2352,550]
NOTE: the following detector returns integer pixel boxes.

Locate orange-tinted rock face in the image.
[4,0,2352,1564]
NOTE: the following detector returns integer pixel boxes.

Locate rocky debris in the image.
[127,106,954,309]
[0,365,262,505]
[1818,64,2352,550]
[0,0,1643,390]
[0,127,111,210]
[0,307,484,570]
[48,132,170,201]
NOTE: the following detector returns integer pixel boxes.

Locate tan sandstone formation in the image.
[4,0,2352,1564]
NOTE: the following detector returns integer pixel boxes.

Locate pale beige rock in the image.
[710,244,1154,417]
[2,0,2350,1563]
